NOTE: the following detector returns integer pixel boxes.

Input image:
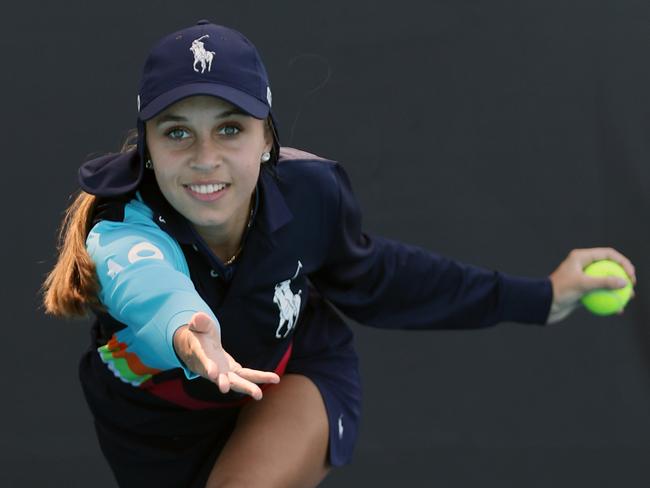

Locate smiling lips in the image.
[184,182,230,201]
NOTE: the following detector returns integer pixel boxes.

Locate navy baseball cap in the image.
[80,20,279,197]
[137,20,274,122]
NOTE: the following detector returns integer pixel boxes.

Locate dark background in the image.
[3,0,649,486]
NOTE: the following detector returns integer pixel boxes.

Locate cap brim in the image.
[139,83,270,121]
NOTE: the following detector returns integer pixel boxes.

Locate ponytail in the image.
[42,191,101,317]
[44,130,138,317]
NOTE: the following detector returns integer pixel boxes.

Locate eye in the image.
[218,125,241,136]
[165,127,191,140]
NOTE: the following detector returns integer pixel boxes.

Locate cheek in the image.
[241,159,262,182]
[151,163,179,194]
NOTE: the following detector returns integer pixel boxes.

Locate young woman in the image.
[42,20,636,488]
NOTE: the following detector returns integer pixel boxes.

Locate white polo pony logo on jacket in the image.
[273,261,303,338]
[190,35,215,73]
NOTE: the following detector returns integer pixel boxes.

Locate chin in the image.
[191,215,227,228]
[190,218,225,227]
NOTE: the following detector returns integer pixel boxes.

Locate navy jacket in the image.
[85,147,552,398]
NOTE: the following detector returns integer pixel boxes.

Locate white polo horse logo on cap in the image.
[273,261,303,338]
[190,35,215,73]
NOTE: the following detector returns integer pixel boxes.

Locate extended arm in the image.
[310,164,552,329]
[311,164,636,328]
[88,208,278,396]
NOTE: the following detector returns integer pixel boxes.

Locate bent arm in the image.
[310,163,552,329]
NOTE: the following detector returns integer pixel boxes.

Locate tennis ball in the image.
[581,259,633,316]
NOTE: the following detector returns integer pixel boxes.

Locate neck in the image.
[195,196,254,264]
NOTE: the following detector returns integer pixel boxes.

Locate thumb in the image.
[188,312,215,334]
[584,275,629,292]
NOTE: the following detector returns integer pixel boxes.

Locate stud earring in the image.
[261,152,271,163]
[145,159,153,169]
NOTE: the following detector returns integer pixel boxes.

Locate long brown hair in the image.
[42,131,137,317]
[42,191,100,317]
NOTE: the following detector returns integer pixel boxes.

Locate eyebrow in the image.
[155,108,247,126]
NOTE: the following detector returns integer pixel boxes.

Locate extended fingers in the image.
[213,352,232,394]
[237,368,281,385]
[185,332,280,399]
[217,373,231,394]
[227,372,265,400]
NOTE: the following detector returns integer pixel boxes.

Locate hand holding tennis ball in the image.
[547,248,636,324]
[581,260,633,315]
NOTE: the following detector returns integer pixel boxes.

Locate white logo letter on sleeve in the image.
[106,259,125,279]
[128,242,164,263]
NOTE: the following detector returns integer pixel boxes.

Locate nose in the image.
[189,137,221,171]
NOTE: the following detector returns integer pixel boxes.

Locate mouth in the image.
[183,182,230,201]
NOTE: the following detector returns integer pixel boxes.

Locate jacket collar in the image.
[256,165,293,235]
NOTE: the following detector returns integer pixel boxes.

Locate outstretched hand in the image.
[173,312,280,400]
[547,247,637,324]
